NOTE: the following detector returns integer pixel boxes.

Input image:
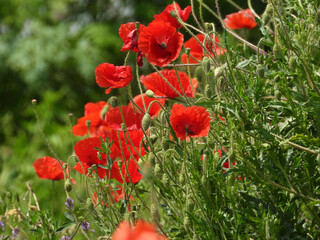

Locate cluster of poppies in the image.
[33,3,257,238]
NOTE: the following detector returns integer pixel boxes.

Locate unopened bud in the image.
[154,164,162,178]
[142,113,151,131]
[194,66,203,80]
[202,56,210,73]
[65,179,72,192]
[162,137,170,150]
[145,90,154,98]
[273,44,281,58]
[120,123,126,131]
[118,160,123,168]
[100,104,109,120]
[288,57,296,71]
[108,97,118,108]
[185,47,191,56]
[205,84,211,98]
[162,173,169,188]
[262,4,273,23]
[86,120,91,130]
[184,216,191,231]
[63,163,68,170]
[214,64,226,78]
[170,10,178,18]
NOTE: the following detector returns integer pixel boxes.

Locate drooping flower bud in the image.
[65,179,72,192]
[142,113,151,131]
[145,90,155,98]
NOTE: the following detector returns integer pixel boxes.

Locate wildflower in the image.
[181,34,225,64]
[33,156,64,180]
[129,94,166,117]
[95,63,133,94]
[224,9,257,30]
[154,3,191,29]
[65,197,74,210]
[105,105,143,131]
[169,104,211,140]
[140,69,198,98]
[0,221,4,230]
[138,20,184,67]
[61,236,71,240]
[11,228,19,239]
[72,101,112,138]
[112,220,167,240]
[81,221,95,233]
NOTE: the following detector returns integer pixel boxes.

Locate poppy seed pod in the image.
[142,113,151,131]
[145,90,155,98]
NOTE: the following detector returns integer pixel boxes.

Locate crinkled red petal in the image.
[33,156,64,180]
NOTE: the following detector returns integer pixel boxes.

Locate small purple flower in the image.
[65,197,74,210]
[11,228,19,239]
[0,220,4,230]
[61,236,71,240]
[81,221,94,233]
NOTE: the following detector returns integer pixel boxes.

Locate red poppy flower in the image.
[154,3,191,29]
[119,22,139,52]
[109,129,145,161]
[112,220,167,240]
[169,104,211,140]
[181,34,226,64]
[74,137,121,179]
[33,156,64,180]
[96,63,133,94]
[140,69,198,98]
[105,105,143,131]
[138,20,184,67]
[224,9,257,30]
[129,94,166,117]
[72,101,112,139]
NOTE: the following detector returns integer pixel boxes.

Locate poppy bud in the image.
[118,160,123,168]
[273,44,281,58]
[142,113,151,131]
[170,10,178,18]
[205,84,211,98]
[162,137,170,150]
[100,104,109,120]
[154,164,162,178]
[184,216,191,231]
[288,57,296,71]
[108,97,118,108]
[262,4,273,23]
[186,195,194,212]
[145,90,155,98]
[85,120,91,130]
[31,99,37,106]
[65,179,72,192]
[63,163,68,170]
[214,64,226,79]
[256,65,265,78]
[185,47,191,56]
[214,151,221,163]
[86,198,94,211]
[202,56,210,73]
[179,173,186,185]
[194,66,204,81]
[162,173,169,188]
[120,123,126,131]
[148,153,156,166]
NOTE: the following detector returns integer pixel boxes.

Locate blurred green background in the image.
[0,0,266,217]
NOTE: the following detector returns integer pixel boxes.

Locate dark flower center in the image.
[159,42,167,49]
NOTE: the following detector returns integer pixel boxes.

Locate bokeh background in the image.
[0,0,266,217]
